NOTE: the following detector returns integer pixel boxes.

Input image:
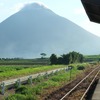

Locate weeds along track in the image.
[45,66,100,100]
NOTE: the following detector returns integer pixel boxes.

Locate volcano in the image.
[0,2,100,58]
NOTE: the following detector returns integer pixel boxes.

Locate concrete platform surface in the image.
[92,80,100,100]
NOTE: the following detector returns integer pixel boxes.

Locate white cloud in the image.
[22,1,49,9]
[0,3,4,11]
[80,19,100,37]
[0,3,4,7]
[11,1,48,13]
[73,8,85,15]
[72,7,100,37]
[11,3,25,12]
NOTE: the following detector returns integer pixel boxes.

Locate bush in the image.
[5,94,37,100]
[25,94,37,100]
[15,67,23,70]
[33,86,42,95]
[15,86,32,95]
[77,65,85,70]
[33,76,44,83]
[5,94,26,100]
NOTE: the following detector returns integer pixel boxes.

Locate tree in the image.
[79,54,84,63]
[61,54,69,64]
[50,51,84,65]
[57,57,63,64]
[50,54,57,65]
[40,53,46,59]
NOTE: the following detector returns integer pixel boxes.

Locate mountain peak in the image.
[0,2,100,58]
[21,2,49,11]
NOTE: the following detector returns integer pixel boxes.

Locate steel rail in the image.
[60,67,100,100]
[80,69,100,100]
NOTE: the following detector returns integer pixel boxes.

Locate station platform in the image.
[92,80,100,100]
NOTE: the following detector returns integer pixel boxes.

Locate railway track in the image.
[45,66,100,100]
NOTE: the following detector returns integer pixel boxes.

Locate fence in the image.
[0,67,67,95]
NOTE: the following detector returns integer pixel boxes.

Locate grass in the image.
[4,63,91,100]
[0,58,50,65]
[84,55,100,62]
[0,65,66,81]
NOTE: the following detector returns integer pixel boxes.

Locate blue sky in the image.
[0,0,100,37]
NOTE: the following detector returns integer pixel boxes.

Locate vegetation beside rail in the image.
[0,58,50,65]
[50,51,84,65]
[3,63,91,100]
[84,55,100,62]
[0,65,66,81]
[0,51,99,100]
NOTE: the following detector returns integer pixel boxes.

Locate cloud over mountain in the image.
[21,2,49,10]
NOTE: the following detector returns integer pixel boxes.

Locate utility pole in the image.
[68,66,73,81]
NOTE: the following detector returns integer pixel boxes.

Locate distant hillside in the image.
[0,2,100,58]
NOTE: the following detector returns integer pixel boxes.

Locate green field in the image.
[84,55,100,62]
[0,56,97,100]
[0,58,50,65]
[3,63,91,100]
[0,54,100,65]
[0,65,66,81]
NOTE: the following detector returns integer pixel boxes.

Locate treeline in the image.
[0,58,23,61]
[50,51,84,65]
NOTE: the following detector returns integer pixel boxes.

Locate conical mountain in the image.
[0,2,100,58]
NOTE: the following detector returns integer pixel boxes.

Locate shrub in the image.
[77,65,85,70]
[33,86,42,95]
[25,94,37,100]
[5,94,26,100]
[5,94,37,100]
[15,86,32,95]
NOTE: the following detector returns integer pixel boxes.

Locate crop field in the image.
[84,55,100,62]
[0,63,92,100]
[0,65,66,81]
[0,58,50,65]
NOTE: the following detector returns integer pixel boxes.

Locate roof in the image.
[81,0,100,23]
